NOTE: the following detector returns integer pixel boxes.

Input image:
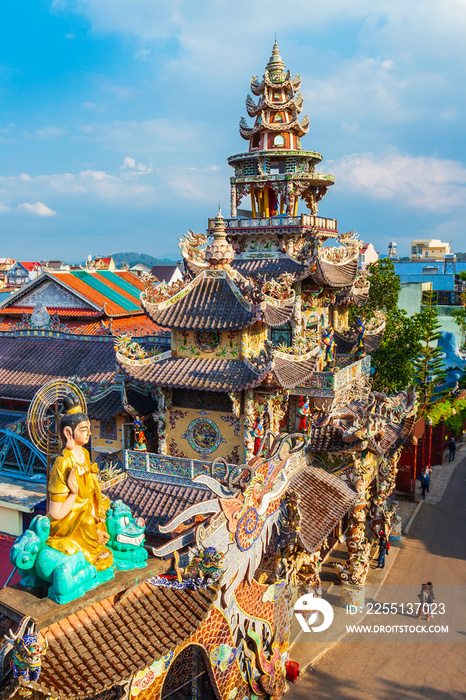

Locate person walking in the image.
[424,465,432,493]
[376,532,389,569]
[426,581,435,620]
[418,583,429,619]
[419,469,428,500]
[448,437,456,463]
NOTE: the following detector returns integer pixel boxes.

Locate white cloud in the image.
[121,156,136,168]
[81,101,107,113]
[121,156,152,174]
[329,150,466,212]
[32,126,67,140]
[17,202,57,217]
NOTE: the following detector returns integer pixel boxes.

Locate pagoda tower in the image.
[117,43,416,607]
[229,42,334,218]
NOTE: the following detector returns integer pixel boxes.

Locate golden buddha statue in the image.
[46,396,114,571]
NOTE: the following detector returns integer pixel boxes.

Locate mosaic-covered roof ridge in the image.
[116,353,272,392]
[140,267,295,331]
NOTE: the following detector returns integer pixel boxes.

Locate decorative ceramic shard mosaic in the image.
[195,330,221,353]
[182,417,225,454]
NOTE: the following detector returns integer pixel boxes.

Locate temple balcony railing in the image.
[288,355,371,398]
[124,450,235,482]
[207,214,338,235]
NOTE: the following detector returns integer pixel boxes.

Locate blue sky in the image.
[1,0,465,261]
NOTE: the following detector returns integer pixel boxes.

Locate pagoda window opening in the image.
[273,91,282,102]
[274,113,283,122]
[270,322,292,347]
[270,160,285,175]
[251,133,260,149]
[273,134,285,147]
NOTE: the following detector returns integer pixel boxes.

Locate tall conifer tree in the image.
[413,291,447,415]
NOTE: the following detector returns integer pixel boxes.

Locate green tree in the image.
[413,291,447,415]
[364,258,401,318]
[371,309,423,393]
[360,258,422,393]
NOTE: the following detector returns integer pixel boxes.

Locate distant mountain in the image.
[111,252,177,268]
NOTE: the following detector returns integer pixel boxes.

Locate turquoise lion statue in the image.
[10,501,147,604]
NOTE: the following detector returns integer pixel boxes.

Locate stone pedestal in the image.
[340,583,365,610]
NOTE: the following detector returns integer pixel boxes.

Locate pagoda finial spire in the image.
[267,40,285,72]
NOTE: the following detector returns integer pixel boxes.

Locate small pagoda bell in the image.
[205,208,234,269]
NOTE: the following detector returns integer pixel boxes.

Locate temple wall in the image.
[172,329,241,360]
[89,413,126,461]
[165,407,243,463]
[245,321,267,357]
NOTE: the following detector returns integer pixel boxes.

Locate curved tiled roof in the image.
[311,256,358,288]
[334,324,385,355]
[307,392,416,455]
[87,388,158,420]
[105,475,214,537]
[33,579,216,699]
[0,336,116,401]
[272,352,318,389]
[290,466,357,553]
[231,257,311,280]
[118,355,268,392]
[263,298,295,327]
[143,276,261,331]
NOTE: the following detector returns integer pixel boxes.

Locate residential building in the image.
[410,238,451,260]
[0,258,16,287]
[358,242,378,269]
[6,261,42,287]
[150,264,183,285]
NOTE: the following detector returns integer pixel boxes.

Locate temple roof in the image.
[290,466,357,553]
[228,257,312,281]
[0,336,116,401]
[87,387,157,421]
[307,391,416,456]
[117,355,270,392]
[142,275,262,331]
[105,474,214,540]
[333,320,385,355]
[142,270,295,331]
[311,255,358,288]
[272,349,319,389]
[1,572,216,700]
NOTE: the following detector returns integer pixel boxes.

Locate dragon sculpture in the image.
[178,229,208,265]
[149,433,306,604]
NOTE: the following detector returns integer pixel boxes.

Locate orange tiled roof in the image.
[117,270,147,290]
[54,272,144,317]
[31,579,217,699]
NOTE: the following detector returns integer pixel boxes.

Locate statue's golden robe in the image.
[47,448,113,571]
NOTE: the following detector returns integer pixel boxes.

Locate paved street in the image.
[286,454,466,700]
